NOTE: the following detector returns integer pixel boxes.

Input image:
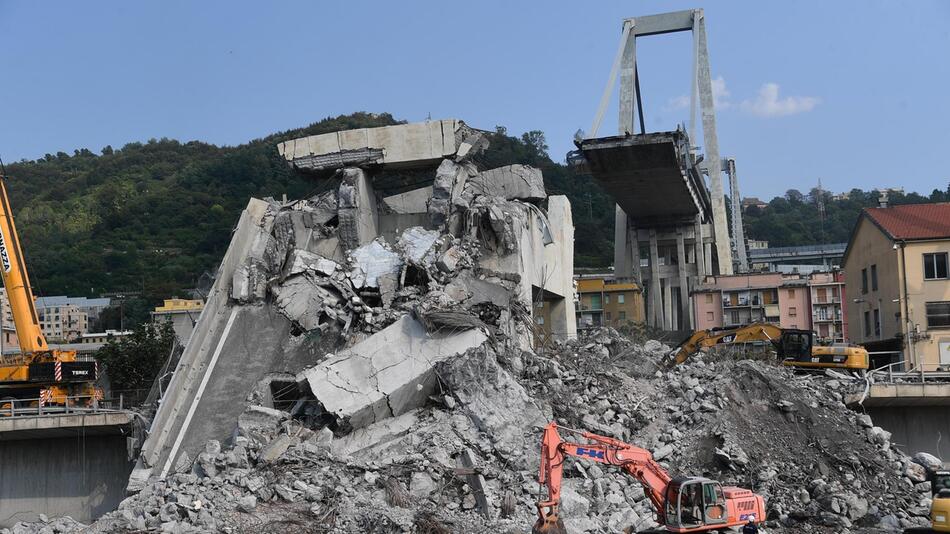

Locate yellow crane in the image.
[0,174,99,410]
[667,323,869,370]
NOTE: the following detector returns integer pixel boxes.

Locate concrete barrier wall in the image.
[869,406,950,459]
[0,435,132,526]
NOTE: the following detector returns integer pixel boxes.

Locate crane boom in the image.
[0,176,48,354]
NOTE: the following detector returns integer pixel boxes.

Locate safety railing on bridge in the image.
[867,353,950,383]
[1,393,136,418]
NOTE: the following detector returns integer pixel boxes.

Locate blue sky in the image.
[0,1,947,199]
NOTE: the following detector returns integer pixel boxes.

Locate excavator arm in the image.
[667,323,784,366]
[534,422,672,534]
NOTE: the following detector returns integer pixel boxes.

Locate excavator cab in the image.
[777,329,813,361]
[664,478,728,530]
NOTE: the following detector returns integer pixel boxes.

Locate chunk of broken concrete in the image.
[238,406,290,434]
[463,164,545,202]
[397,226,440,264]
[436,346,545,468]
[297,315,487,430]
[259,435,297,463]
[348,239,404,289]
[283,249,338,278]
[272,274,342,331]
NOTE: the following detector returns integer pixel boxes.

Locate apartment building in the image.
[575,275,643,330]
[35,296,112,325]
[808,271,848,341]
[843,203,950,370]
[692,270,848,342]
[37,303,88,342]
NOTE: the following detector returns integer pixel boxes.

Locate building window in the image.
[873,309,880,336]
[618,294,625,304]
[864,310,871,337]
[605,294,610,305]
[788,307,797,317]
[924,253,949,280]
[926,302,950,329]
[861,268,868,294]
[730,311,740,324]
[619,311,626,321]
[590,294,602,310]
[705,294,713,304]
[706,311,714,321]
[871,264,878,291]
[788,289,796,298]
[605,312,611,321]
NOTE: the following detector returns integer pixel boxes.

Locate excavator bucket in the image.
[532,512,568,534]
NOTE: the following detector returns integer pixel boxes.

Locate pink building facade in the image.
[692,270,849,342]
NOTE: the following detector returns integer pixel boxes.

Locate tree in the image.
[785,189,804,203]
[521,130,549,159]
[94,321,178,392]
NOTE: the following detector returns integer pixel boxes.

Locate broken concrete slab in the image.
[337,168,379,250]
[445,272,511,307]
[383,186,433,214]
[278,120,486,172]
[330,409,421,458]
[237,406,290,434]
[298,315,487,430]
[283,249,338,278]
[397,226,440,264]
[272,274,343,331]
[348,239,403,289]
[463,164,546,203]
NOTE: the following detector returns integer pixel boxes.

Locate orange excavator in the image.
[533,422,765,534]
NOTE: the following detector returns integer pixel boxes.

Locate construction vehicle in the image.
[0,174,98,410]
[931,470,950,532]
[667,323,869,371]
[533,422,765,534]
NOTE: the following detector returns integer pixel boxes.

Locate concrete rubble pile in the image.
[5,121,940,533]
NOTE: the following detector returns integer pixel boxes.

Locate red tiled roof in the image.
[864,203,950,240]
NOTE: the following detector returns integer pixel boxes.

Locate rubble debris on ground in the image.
[22,120,940,533]
[15,329,945,533]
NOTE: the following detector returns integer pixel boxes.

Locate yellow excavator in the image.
[0,174,99,410]
[667,323,869,370]
[932,470,950,532]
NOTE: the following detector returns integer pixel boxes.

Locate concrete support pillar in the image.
[704,242,713,275]
[628,224,641,285]
[695,11,733,275]
[546,196,577,341]
[338,168,379,249]
[663,281,674,330]
[694,215,706,279]
[649,229,662,327]
[677,228,691,330]
[618,24,638,135]
[614,206,629,278]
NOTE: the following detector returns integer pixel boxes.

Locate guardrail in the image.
[867,354,950,383]
[1,394,132,418]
